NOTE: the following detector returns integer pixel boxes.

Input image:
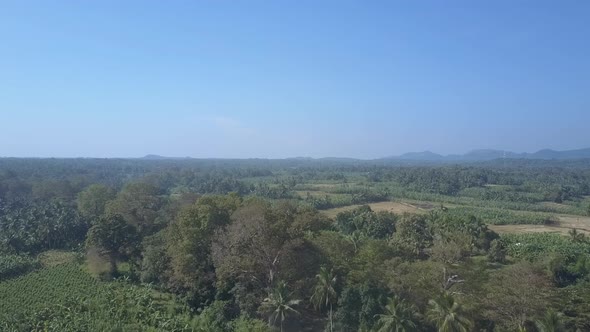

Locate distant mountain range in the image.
[141,148,590,162]
[388,148,590,161]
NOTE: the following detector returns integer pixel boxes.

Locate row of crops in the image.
[0,263,194,331]
[445,206,558,225]
[0,255,40,281]
[0,263,101,319]
[501,232,590,261]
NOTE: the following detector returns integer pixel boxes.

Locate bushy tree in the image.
[430,232,473,264]
[166,194,241,308]
[335,206,396,239]
[212,200,326,297]
[390,214,432,258]
[86,214,140,275]
[77,184,115,219]
[105,182,164,235]
[487,239,506,263]
[483,262,552,329]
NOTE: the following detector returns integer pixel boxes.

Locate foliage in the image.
[166,194,241,308]
[374,295,420,332]
[3,158,590,329]
[502,233,590,262]
[77,184,115,219]
[482,262,553,330]
[426,292,472,332]
[231,315,271,332]
[212,200,326,295]
[0,199,89,254]
[487,239,506,263]
[0,254,40,281]
[335,205,396,239]
[535,310,565,332]
[105,181,165,235]
[310,266,338,331]
[390,214,432,258]
[333,282,389,331]
[86,214,140,275]
[0,263,195,331]
[259,281,300,332]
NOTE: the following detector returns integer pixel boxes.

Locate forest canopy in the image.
[1,158,590,331]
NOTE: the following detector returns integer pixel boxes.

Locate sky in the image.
[1,1,589,159]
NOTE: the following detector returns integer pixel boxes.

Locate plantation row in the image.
[0,263,101,320]
[0,262,275,331]
[445,206,558,225]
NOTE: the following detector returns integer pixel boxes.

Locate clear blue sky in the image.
[1,1,589,158]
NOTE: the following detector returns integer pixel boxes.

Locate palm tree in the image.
[260,281,300,332]
[346,230,365,253]
[310,267,338,332]
[568,228,586,243]
[535,310,564,332]
[374,295,419,332]
[426,292,472,332]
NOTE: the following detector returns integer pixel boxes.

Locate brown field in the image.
[490,214,590,235]
[322,201,425,218]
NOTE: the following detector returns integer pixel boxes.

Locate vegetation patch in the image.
[0,254,40,281]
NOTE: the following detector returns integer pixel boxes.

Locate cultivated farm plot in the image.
[489,214,590,235]
[322,201,425,218]
[320,193,590,236]
[0,263,101,321]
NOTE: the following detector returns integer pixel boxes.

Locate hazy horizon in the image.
[2,1,589,159]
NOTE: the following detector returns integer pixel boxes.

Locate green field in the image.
[0,261,192,331]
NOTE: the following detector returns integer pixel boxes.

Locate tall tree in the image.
[105,182,164,235]
[390,214,432,258]
[212,200,325,290]
[259,281,300,332]
[310,266,338,332]
[86,214,139,275]
[77,184,115,219]
[426,292,472,332]
[374,295,419,332]
[482,262,552,330]
[166,194,241,308]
